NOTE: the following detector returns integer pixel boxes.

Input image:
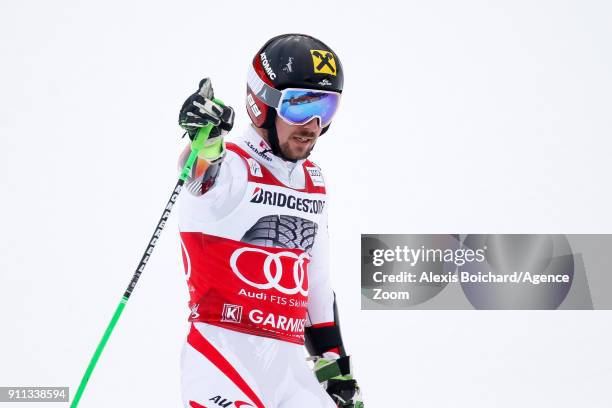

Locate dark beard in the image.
[279,129,317,160]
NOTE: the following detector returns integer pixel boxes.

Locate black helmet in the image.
[246,33,344,137]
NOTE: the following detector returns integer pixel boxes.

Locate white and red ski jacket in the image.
[178,127,338,347]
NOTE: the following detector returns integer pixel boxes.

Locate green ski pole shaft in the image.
[71,124,213,407]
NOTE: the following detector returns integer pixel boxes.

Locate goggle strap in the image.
[247,65,282,108]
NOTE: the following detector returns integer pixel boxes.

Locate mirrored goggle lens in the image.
[278,89,341,127]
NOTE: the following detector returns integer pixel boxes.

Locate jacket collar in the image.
[232,126,307,187]
[235,126,306,171]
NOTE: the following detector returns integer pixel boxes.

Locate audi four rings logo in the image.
[229,247,309,296]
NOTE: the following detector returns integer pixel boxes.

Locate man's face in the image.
[274,115,322,160]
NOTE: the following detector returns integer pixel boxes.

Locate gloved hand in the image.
[178,78,235,163]
[313,356,364,408]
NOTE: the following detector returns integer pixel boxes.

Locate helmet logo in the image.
[260,52,277,80]
[310,50,336,76]
[283,57,294,73]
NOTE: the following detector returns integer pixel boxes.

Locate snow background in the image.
[1,0,611,406]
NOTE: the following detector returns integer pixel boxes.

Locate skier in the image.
[177,34,363,408]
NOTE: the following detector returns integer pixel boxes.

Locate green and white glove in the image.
[313,356,364,408]
[196,131,225,164]
[178,78,235,164]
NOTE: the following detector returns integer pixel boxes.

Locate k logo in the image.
[221,304,243,323]
[310,50,337,76]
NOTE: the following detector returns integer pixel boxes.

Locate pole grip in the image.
[190,124,214,152]
[180,124,214,182]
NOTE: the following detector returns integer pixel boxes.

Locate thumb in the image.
[197,78,214,99]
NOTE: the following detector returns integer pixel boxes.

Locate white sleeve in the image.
[306,204,336,326]
[178,150,247,227]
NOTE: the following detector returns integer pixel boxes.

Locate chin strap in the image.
[267,124,292,162]
[264,111,298,163]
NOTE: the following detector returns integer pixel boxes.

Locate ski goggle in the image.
[277,88,341,127]
[248,65,341,127]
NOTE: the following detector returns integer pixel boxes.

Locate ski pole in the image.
[70,123,214,407]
